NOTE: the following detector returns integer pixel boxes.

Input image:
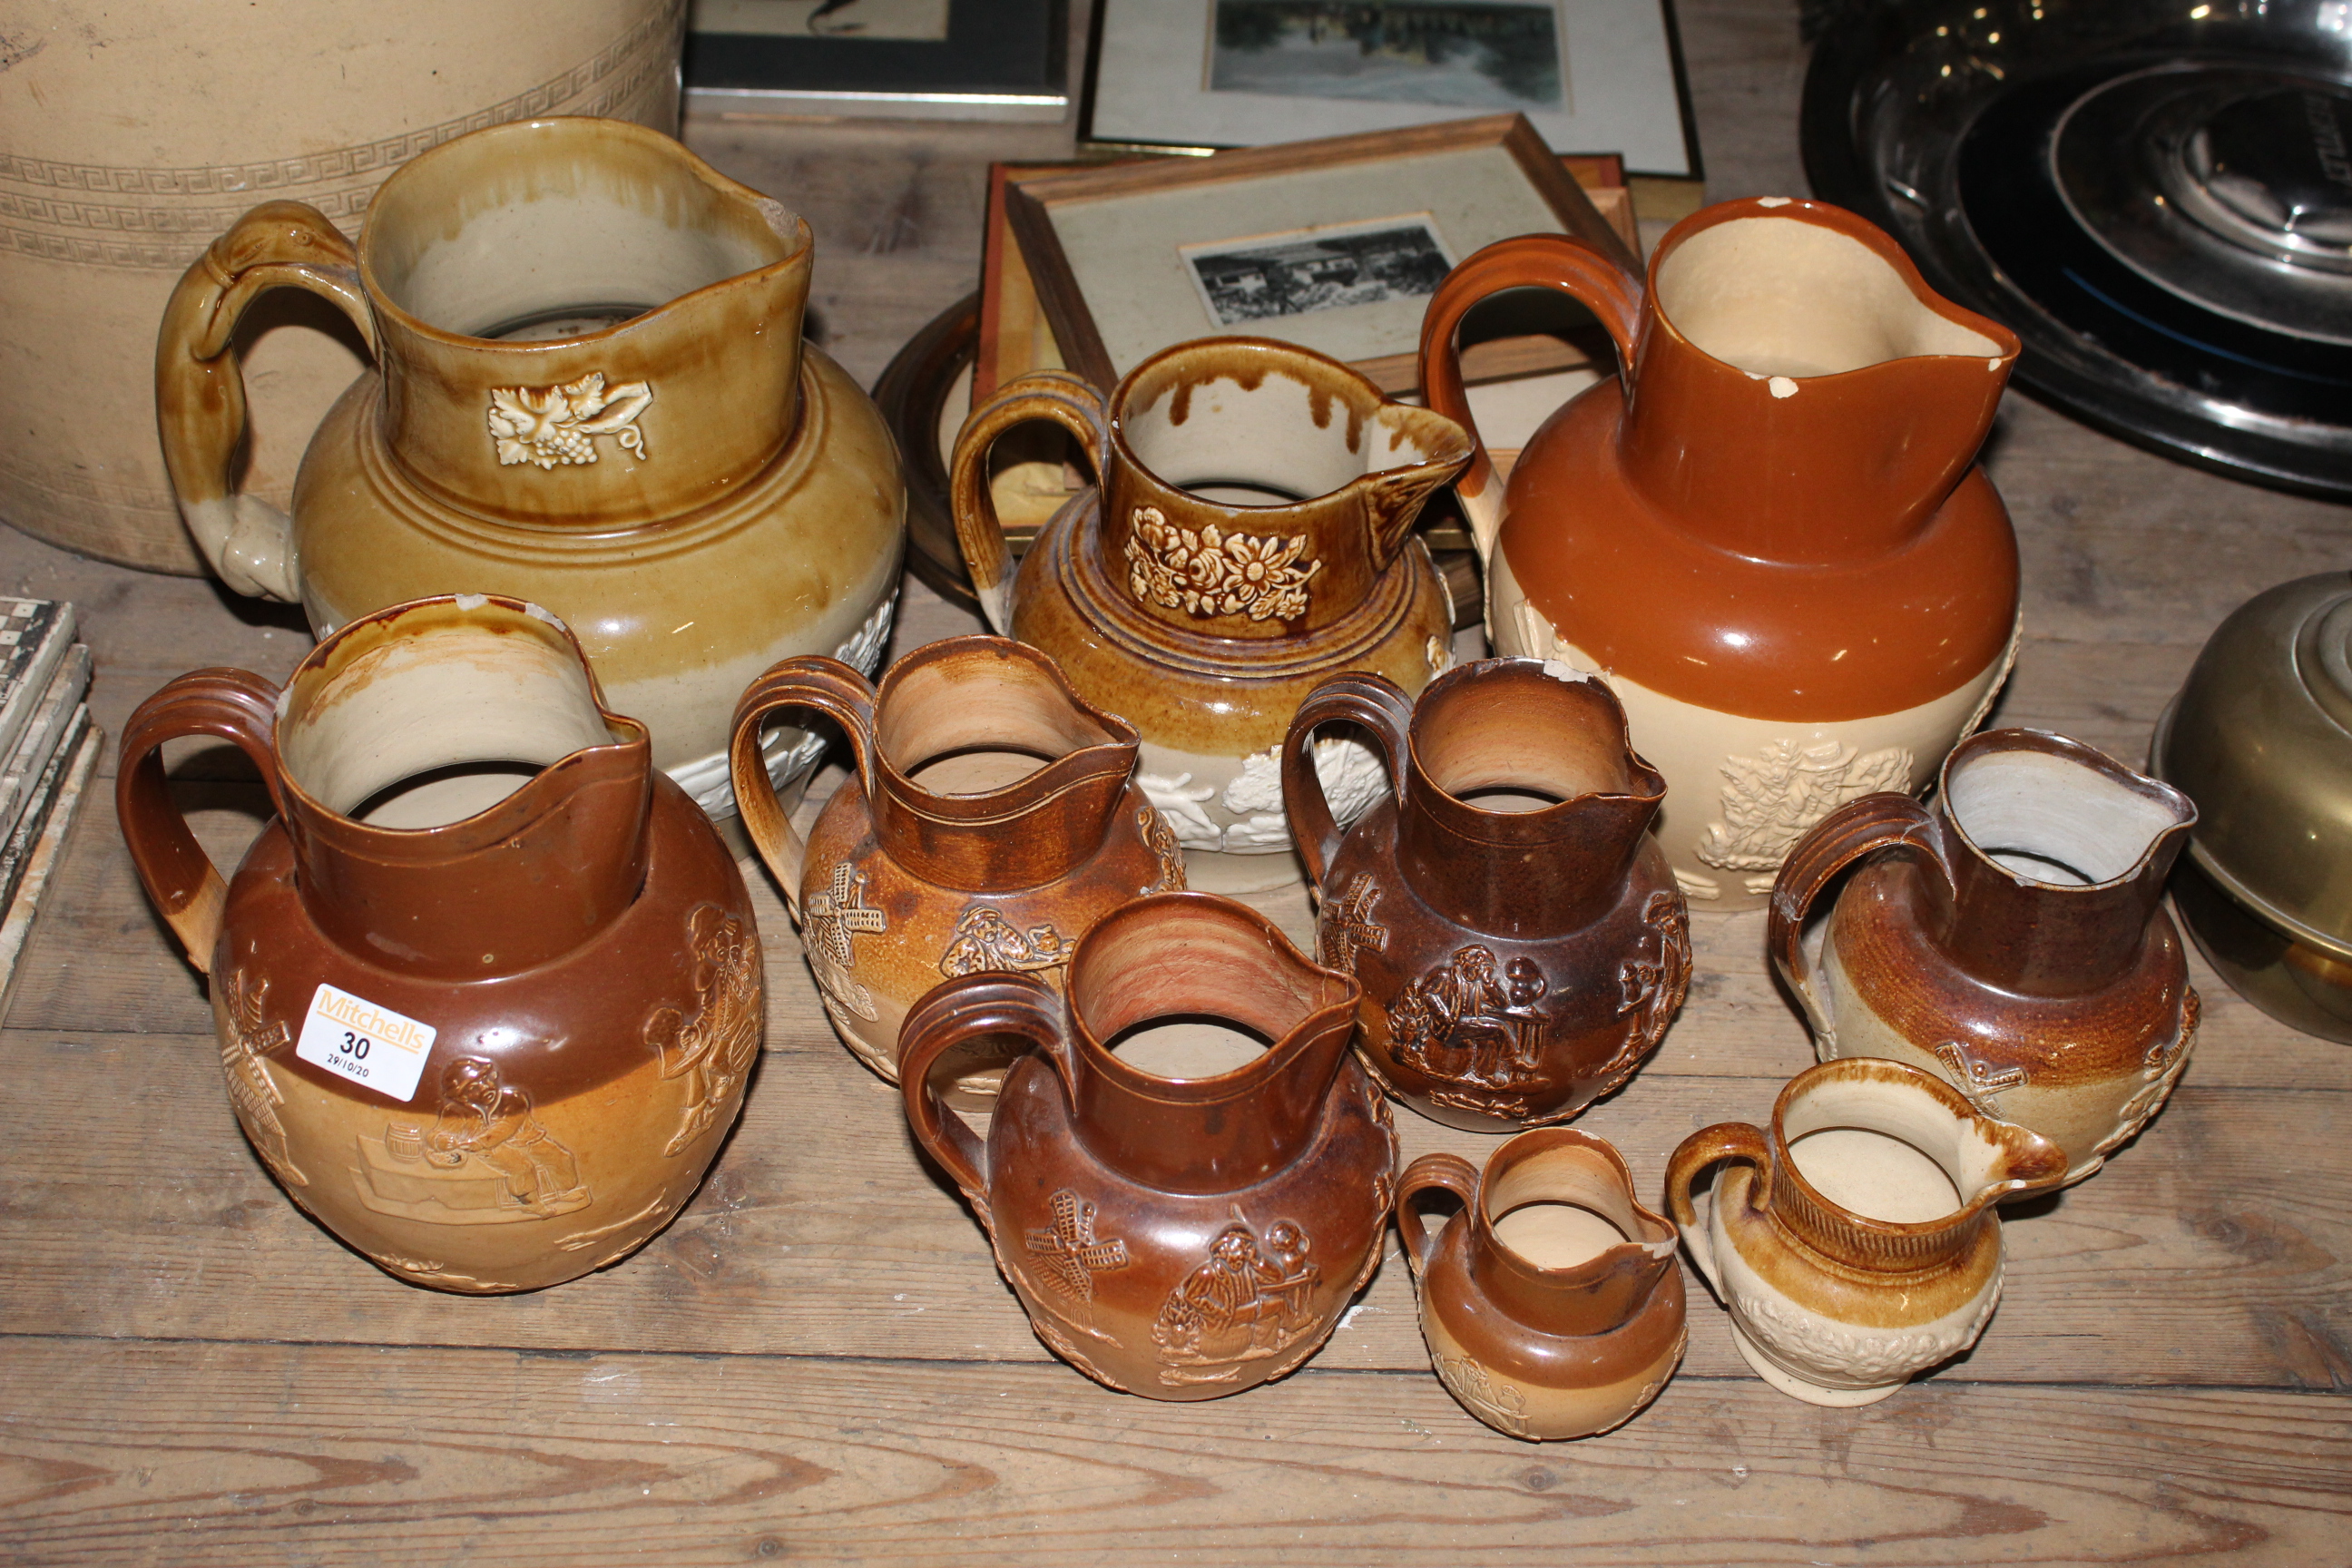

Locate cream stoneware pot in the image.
[1666,1058,2064,1406]
[0,0,684,573]
[1418,201,2024,912]
[155,116,905,818]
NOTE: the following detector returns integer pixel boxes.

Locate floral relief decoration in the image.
[487,372,652,469]
[1123,505,1320,622]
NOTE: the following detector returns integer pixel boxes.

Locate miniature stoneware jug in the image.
[1769,728,2200,1186]
[1417,199,2024,912]
[1667,1058,2065,1406]
[1285,660,1689,1130]
[1396,1129,1685,1441]
[898,893,1399,1399]
[728,634,1182,1105]
[949,339,1471,893]
[117,595,763,1293]
[155,115,905,819]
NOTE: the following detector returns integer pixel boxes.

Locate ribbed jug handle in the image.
[947,371,1109,634]
[1395,1152,1480,1279]
[1280,671,1413,894]
[116,670,288,973]
[729,657,880,920]
[1766,794,1948,1043]
[155,201,377,603]
[897,973,1069,1205]
[1416,234,1642,565]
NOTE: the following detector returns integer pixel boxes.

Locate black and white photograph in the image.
[1206,0,1565,111]
[1180,215,1457,327]
[689,0,950,39]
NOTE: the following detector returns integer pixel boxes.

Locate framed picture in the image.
[685,0,1070,122]
[1083,0,1699,178]
[1004,113,1636,393]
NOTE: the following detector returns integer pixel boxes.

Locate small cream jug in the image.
[155,115,906,818]
[1666,1058,2064,1406]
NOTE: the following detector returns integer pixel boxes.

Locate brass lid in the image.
[2152,572,2352,959]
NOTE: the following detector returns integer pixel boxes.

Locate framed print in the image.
[1004,113,1635,392]
[1084,0,1699,177]
[685,0,1071,122]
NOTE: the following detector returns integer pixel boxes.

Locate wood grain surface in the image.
[0,3,2347,1563]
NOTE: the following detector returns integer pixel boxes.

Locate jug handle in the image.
[1765,794,1949,1042]
[947,370,1110,635]
[115,670,289,975]
[1395,1152,1480,1279]
[1280,671,1414,894]
[155,201,378,604]
[897,973,1069,1204]
[728,657,880,920]
[1662,1122,1772,1297]
[1416,234,1643,564]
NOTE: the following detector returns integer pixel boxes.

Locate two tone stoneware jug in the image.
[155,115,905,818]
[1285,660,1689,1129]
[1397,1129,1685,1440]
[1770,728,2200,1185]
[1418,199,2024,910]
[949,340,1470,892]
[730,635,1181,1104]
[899,894,1398,1399]
[1667,1059,2065,1406]
[117,596,762,1292]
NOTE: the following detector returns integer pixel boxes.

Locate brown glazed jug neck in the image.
[284,733,652,983]
[1752,1140,1987,1276]
[1056,896,1361,1195]
[356,118,812,531]
[871,747,1139,895]
[1095,338,1467,642]
[1466,1212,1675,1337]
[1615,201,2018,567]
[1391,663,1666,939]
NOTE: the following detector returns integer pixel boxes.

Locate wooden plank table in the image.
[2,4,2347,1561]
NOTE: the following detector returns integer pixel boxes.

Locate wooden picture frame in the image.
[1004,113,1636,394]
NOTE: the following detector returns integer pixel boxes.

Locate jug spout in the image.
[1468,1130,1679,1336]
[272,597,652,980]
[1057,895,1360,1195]
[1619,201,2020,566]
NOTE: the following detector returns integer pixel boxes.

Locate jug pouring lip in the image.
[1404,658,1666,831]
[1106,335,1474,507]
[1642,196,2024,381]
[274,593,646,844]
[1468,1127,1680,1286]
[352,116,814,353]
[864,634,1141,824]
[1935,726,2199,894]
[1060,891,1360,1108]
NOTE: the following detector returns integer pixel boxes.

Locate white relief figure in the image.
[1137,771,1221,850]
[486,372,652,468]
[1220,733,1387,851]
[1695,740,1914,874]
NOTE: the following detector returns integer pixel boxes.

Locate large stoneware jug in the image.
[950,341,1469,892]
[729,635,1181,1101]
[1769,728,2200,1185]
[1418,200,2024,911]
[155,116,905,818]
[1284,660,1689,1130]
[899,894,1398,1399]
[0,0,682,574]
[117,596,762,1293]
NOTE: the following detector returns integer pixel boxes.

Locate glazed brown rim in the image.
[1473,1127,1678,1279]
[354,116,813,355]
[1938,725,2196,894]
[1643,196,2023,377]
[1406,656,1666,825]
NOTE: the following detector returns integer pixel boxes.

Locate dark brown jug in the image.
[1284,660,1690,1129]
[1769,728,2199,1185]
[899,893,1398,1400]
[118,596,761,1293]
[730,634,1181,1105]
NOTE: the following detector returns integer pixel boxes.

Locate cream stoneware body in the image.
[730,635,1181,1104]
[1771,728,2200,1185]
[115,596,762,1293]
[1667,1059,2065,1406]
[155,115,905,818]
[950,343,1469,892]
[1398,1130,1685,1440]
[1419,201,2024,910]
[0,0,683,574]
